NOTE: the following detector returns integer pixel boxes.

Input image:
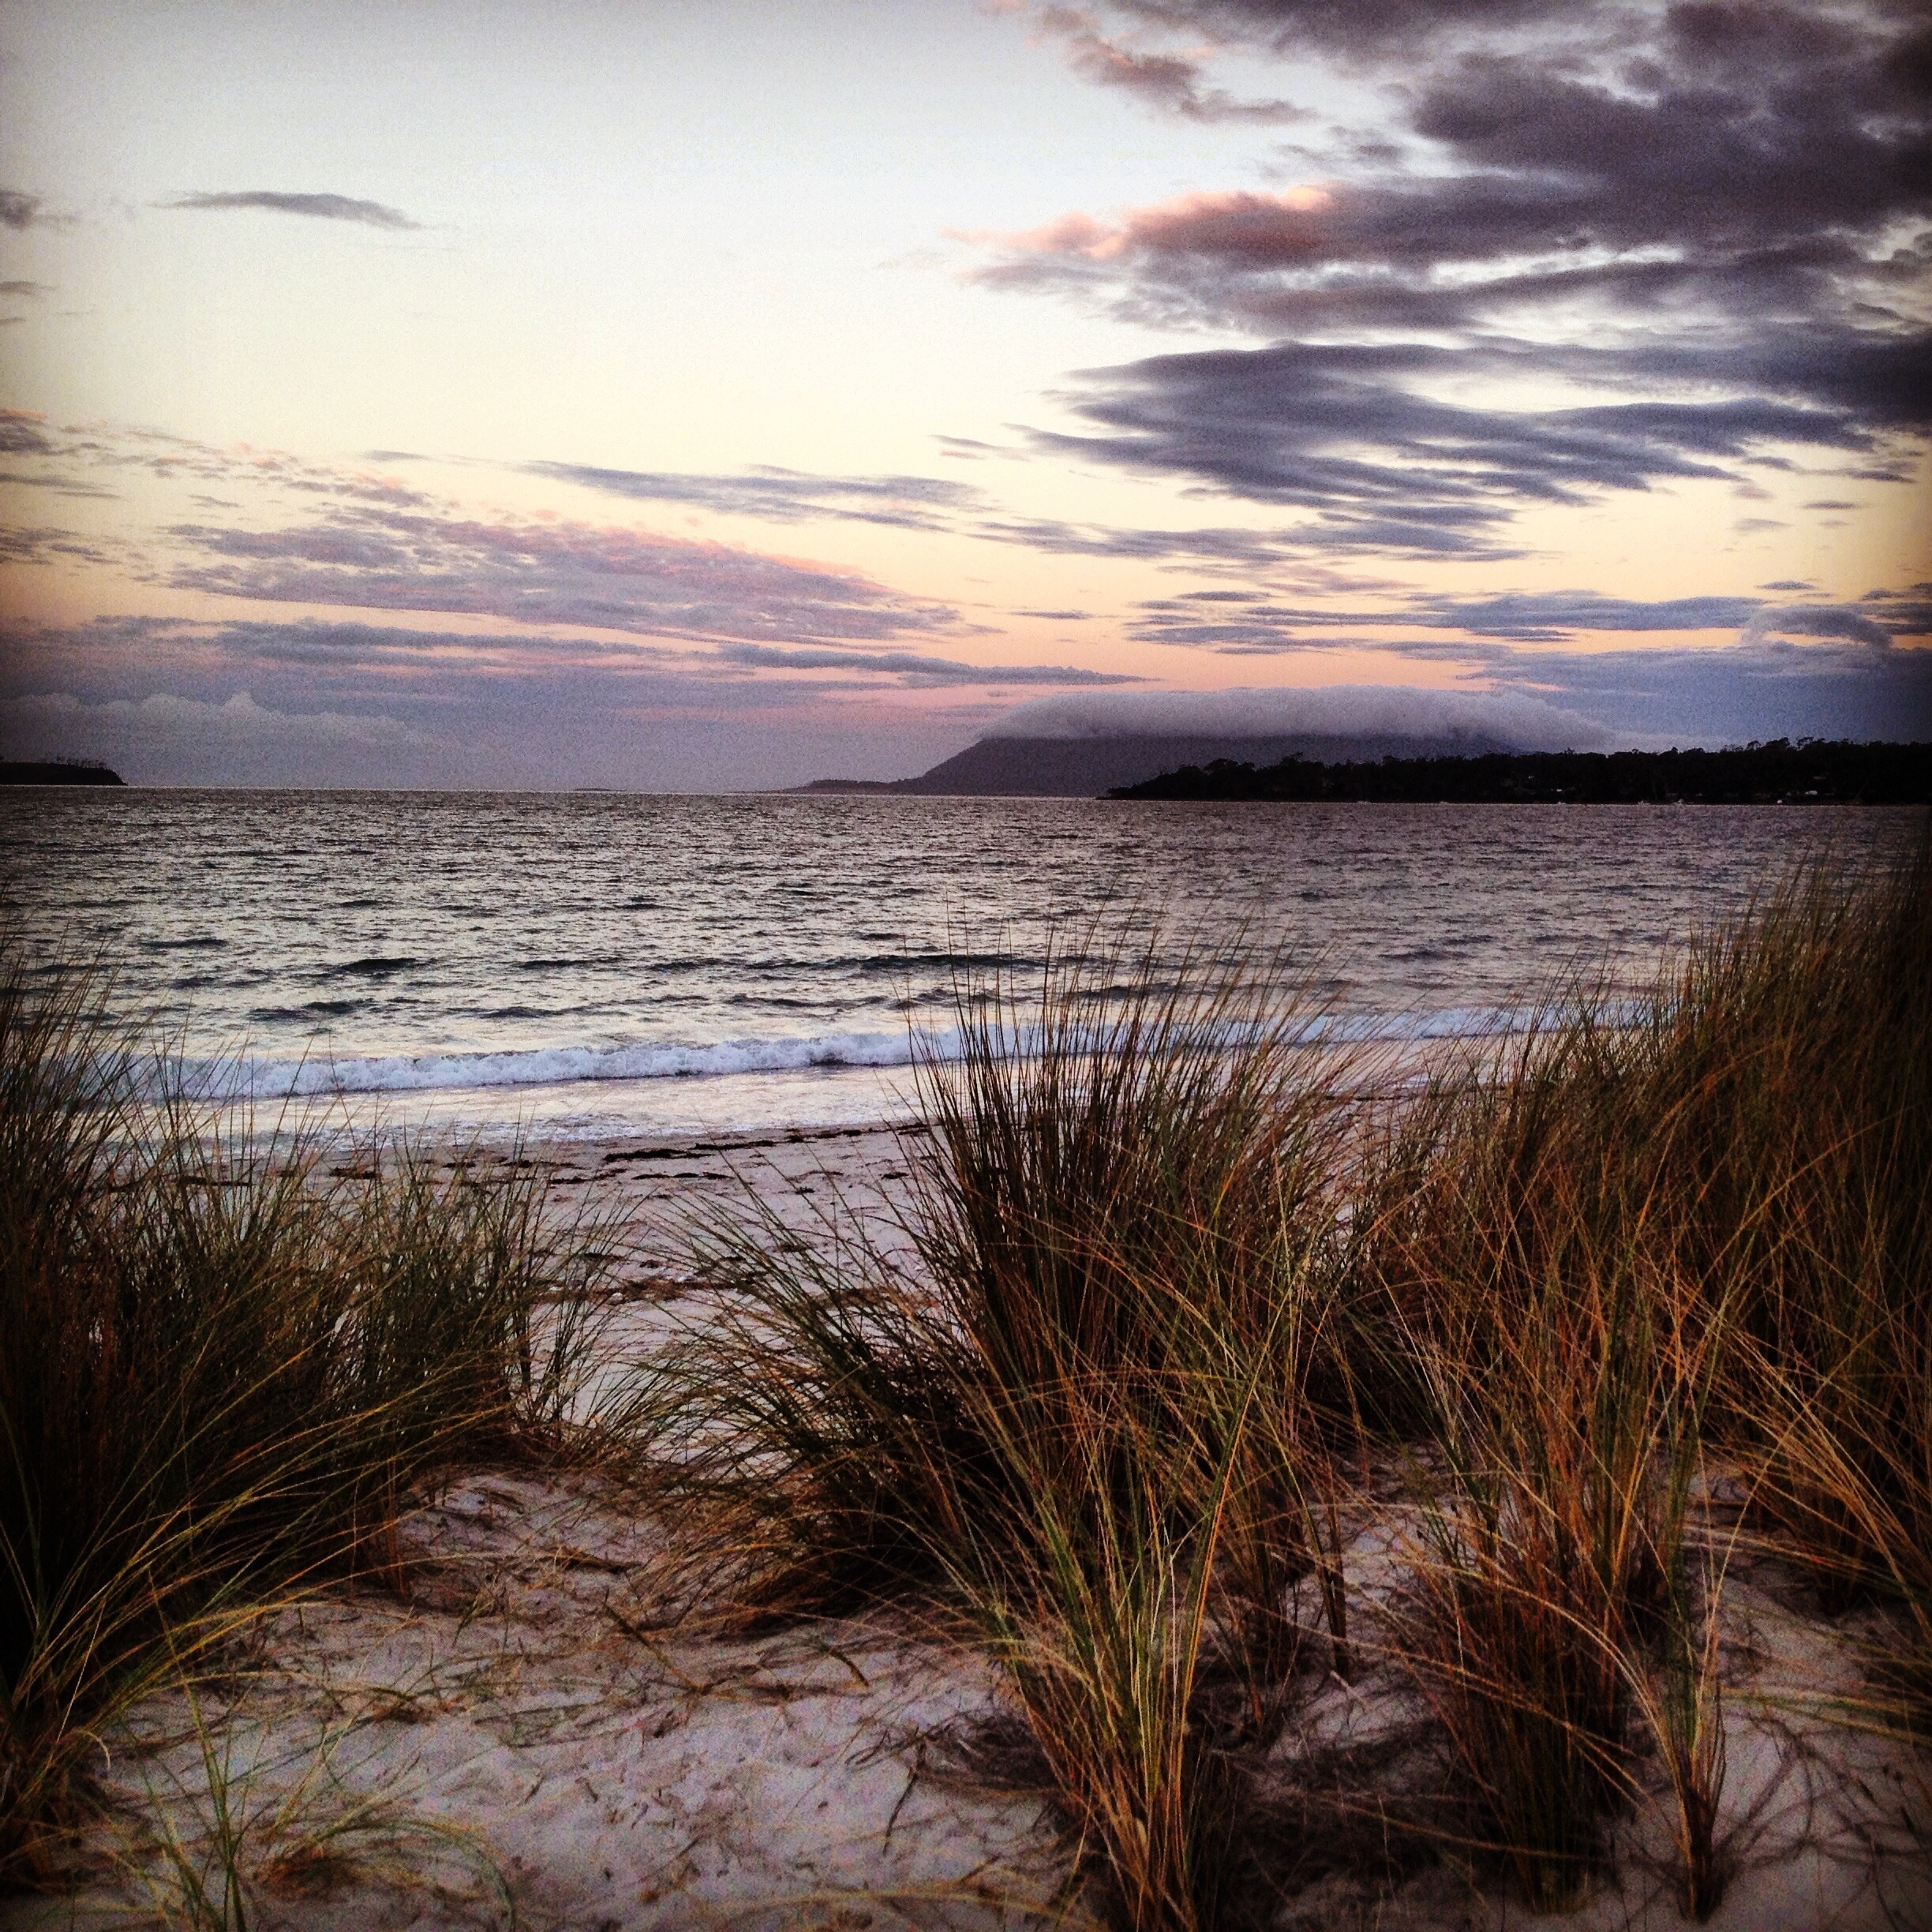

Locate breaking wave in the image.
[171,1004,1574,1103]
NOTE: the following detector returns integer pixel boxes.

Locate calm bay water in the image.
[3,790,1920,1138]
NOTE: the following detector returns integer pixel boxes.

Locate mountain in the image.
[796,731,1524,798]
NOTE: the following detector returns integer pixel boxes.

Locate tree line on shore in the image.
[1110,737,1932,804]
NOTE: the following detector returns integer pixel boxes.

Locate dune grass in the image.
[0,956,621,1889]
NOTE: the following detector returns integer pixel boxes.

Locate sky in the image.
[1,0,1927,788]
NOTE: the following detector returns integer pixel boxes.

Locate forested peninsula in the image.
[1110,739,1932,804]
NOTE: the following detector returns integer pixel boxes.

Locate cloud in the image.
[985,681,1612,747]
[526,460,990,533]
[1019,334,1919,556]
[1482,637,1932,746]
[158,191,421,230]
[1021,5,1306,121]
[159,503,966,645]
[0,523,114,565]
[985,635,1932,752]
[0,686,451,788]
[0,470,118,500]
[714,642,1141,685]
[0,410,53,455]
[972,2,1930,548]
[0,414,449,507]
[977,514,1325,566]
[0,279,49,300]
[1,687,427,750]
[0,189,66,230]
[0,617,1129,786]
[1742,603,1898,649]
[1101,1,1564,57]
[1125,583,1932,653]
[2,612,1136,720]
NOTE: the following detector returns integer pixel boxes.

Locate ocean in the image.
[4,789,1921,1140]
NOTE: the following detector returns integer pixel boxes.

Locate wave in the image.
[169,1002,1598,1103]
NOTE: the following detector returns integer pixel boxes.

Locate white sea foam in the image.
[171,1004,1586,1103]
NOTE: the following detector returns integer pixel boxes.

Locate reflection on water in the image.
[3,789,1918,1136]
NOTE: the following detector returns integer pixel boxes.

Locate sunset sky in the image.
[2,0,1927,788]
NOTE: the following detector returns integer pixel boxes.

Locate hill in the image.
[797,729,1524,798]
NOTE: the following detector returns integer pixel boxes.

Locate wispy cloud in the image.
[158,504,967,645]
[3,612,1127,708]
[158,191,421,230]
[1020,4,1306,122]
[715,642,1140,685]
[0,524,114,566]
[0,189,70,231]
[527,461,990,533]
[1126,583,1932,652]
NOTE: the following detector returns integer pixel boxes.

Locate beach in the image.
[6,802,1930,1929]
[10,1107,1926,1932]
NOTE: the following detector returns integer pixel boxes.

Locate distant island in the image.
[0,759,125,787]
[1108,739,1932,805]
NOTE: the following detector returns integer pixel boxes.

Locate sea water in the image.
[3,789,1920,1140]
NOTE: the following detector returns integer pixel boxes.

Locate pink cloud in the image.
[964,185,1335,267]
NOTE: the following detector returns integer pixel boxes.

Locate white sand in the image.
[9,1123,1927,1931]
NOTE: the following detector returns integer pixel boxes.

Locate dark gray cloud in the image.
[1027,331,1922,556]
[539,455,1388,569]
[977,514,1320,565]
[526,460,990,533]
[158,504,966,645]
[975,2,1930,548]
[0,279,49,299]
[159,191,421,230]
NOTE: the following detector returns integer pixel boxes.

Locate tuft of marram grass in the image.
[1347,833,1930,1909]
[0,953,623,1889]
[633,937,1365,1928]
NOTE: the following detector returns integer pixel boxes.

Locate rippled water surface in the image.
[3,790,1919,1135]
